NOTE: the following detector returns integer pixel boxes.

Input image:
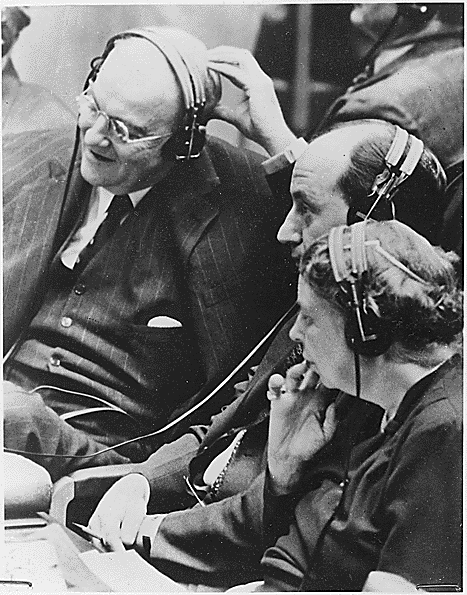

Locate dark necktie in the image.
[75,193,133,272]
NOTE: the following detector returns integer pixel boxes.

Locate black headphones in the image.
[397,3,439,25]
[87,27,218,161]
[328,221,427,357]
[347,125,425,225]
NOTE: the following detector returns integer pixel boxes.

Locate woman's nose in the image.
[289,316,302,343]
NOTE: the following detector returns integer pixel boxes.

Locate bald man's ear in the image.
[202,69,222,124]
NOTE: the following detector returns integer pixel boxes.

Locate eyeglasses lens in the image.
[77,93,129,142]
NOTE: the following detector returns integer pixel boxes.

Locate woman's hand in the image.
[87,473,150,552]
[266,361,337,495]
[207,46,297,155]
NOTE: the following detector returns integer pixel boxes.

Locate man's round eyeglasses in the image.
[76,92,173,145]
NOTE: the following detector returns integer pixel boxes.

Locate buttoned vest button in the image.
[74,283,86,295]
[61,316,73,328]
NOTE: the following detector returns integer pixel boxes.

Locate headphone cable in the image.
[5,302,298,460]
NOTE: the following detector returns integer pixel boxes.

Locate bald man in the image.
[3,27,295,478]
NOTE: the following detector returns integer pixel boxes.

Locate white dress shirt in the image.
[61,186,150,269]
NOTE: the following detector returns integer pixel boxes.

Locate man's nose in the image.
[277,208,301,246]
[81,114,111,148]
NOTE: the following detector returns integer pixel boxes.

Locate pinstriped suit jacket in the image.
[3,128,76,353]
[3,129,296,434]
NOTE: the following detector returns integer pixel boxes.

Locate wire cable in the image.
[5,303,298,460]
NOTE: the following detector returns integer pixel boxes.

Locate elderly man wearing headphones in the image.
[3,27,295,478]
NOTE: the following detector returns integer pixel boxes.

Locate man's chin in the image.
[80,154,113,188]
[291,249,303,262]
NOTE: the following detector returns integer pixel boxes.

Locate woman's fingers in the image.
[284,361,309,393]
[322,403,337,442]
[267,373,285,401]
[267,362,320,403]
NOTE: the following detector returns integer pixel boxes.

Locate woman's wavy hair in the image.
[299,220,463,367]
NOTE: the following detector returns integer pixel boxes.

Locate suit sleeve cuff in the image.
[136,513,168,554]
[262,138,308,175]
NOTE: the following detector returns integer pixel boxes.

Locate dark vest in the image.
[10,186,204,428]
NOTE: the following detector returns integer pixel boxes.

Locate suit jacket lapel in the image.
[200,313,298,448]
[3,133,78,351]
[167,147,221,266]
[53,154,92,252]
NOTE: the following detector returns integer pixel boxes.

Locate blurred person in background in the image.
[208,2,463,258]
[3,26,295,479]
[2,6,74,134]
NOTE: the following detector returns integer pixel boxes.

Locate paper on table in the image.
[80,549,187,592]
[2,539,68,592]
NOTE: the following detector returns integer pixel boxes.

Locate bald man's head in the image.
[94,28,221,133]
[280,120,446,259]
[95,37,183,135]
[79,27,221,193]
[317,120,446,243]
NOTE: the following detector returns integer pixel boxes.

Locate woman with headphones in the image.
[261,219,462,592]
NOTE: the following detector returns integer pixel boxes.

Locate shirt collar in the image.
[95,141,220,214]
[97,186,152,211]
[373,44,414,74]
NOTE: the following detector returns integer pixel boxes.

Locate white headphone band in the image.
[365,126,425,220]
[385,126,409,167]
[119,29,199,112]
[329,222,427,287]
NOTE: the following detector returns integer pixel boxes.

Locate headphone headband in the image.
[90,27,212,160]
[361,126,425,222]
[330,222,426,285]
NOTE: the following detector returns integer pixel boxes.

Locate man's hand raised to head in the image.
[207,46,297,156]
[266,362,337,495]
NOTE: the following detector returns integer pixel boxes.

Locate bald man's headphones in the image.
[347,126,425,225]
[88,28,209,161]
[328,221,427,357]
[397,3,439,25]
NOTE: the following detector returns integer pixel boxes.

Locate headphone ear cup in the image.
[189,124,206,157]
[345,304,393,357]
[163,122,206,161]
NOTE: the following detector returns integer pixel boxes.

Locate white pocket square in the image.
[147,316,182,328]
